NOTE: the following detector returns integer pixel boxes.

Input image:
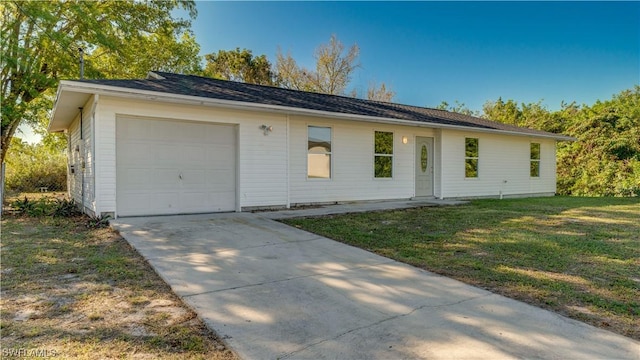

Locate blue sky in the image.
[188,1,639,112]
[21,1,640,143]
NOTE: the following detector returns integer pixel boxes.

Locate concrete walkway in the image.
[112,209,639,359]
[259,198,467,219]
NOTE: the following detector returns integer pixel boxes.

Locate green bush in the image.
[5,137,67,193]
[11,197,81,217]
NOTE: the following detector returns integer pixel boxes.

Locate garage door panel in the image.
[119,143,153,165]
[182,170,206,187]
[182,145,207,164]
[117,116,236,216]
[182,122,209,142]
[118,192,152,215]
[120,121,148,140]
[155,169,180,189]
[155,144,181,165]
[181,192,209,210]
[208,145,235,167]
[120,168,153,189]
[206,125,235,142]
[150,120,178,141]
[208,191,236,211]
[149,192,181,213]
[206,170,235,190]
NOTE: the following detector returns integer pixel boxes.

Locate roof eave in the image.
[51,81,575,141]
[49,81,95,132]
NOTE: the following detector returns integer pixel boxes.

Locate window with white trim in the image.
[374,131,393,178]
[530,143,540,177]
[307,126,331,179]
[465,138,479,178]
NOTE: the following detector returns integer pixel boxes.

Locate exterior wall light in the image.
[402,136,408,144]
[260,124,273,135]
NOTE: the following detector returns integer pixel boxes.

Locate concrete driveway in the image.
[112,212,639,359]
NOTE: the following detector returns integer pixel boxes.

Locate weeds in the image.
[10,196,82,217]
[86,214,112,229]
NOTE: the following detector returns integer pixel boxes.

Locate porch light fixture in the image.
[260,124,273,135]
[402,136,408,144]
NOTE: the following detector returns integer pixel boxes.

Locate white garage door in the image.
[116,116,236,217]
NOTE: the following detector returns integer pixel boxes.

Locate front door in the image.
[415,137,434,197]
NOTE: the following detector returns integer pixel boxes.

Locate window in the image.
[307,126,331,179]
[374,131,393,178]
[530,143,540,177]
[465,138,479,178]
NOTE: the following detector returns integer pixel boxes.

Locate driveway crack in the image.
[278,293,493,359]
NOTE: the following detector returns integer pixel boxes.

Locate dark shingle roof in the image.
[78,71,569,139]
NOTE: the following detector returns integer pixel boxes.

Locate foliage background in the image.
[441,86,640,197]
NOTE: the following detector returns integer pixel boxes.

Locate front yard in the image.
[282,196,640,340]
[0,214,236,359]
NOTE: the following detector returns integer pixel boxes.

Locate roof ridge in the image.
[152,71,458,115]
[67,71,572,140]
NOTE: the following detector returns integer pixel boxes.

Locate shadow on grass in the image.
[281,196,640,340]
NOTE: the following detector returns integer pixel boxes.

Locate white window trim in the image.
[307,125,333,180]
[373,130,394,179]
[464,137,479,179]
[530,142,541,178]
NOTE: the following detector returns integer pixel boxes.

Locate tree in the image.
[274,49,314,91]
[367,82,395,102]
[87,31,201,79]
[1,0,198,163]
[482,98,522,125]
[204,48,274,85]
[436,100,478,116]
[5,137,66,193]
[275,34,360,95]
[479,88,640,196]
[557,87,640,196]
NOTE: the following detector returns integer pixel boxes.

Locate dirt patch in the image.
[1,214,237,359]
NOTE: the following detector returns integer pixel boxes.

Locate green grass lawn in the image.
[282,196,640,340]
[1,215,236,359]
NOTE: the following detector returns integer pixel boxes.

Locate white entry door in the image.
[415,137,434,197]
[116,116,236,217]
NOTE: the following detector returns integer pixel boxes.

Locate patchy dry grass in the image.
[3,191,68,204]
[282,196,640,340]
[0,215,237,359]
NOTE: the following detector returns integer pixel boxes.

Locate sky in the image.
[187,1,639,111]
[18,1,640,144]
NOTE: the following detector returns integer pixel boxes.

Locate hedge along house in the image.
[49,71,573,218]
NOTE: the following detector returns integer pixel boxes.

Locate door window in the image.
[421,145,428,173]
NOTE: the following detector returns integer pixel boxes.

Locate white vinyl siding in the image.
[440,130,556,198]
[66,97,96,215]
[96,96,288,216]
[88,95,558,215]
[289,117,433,204]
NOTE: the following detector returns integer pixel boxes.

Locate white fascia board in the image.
[58,80,576,141]
[48,85,66,132]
